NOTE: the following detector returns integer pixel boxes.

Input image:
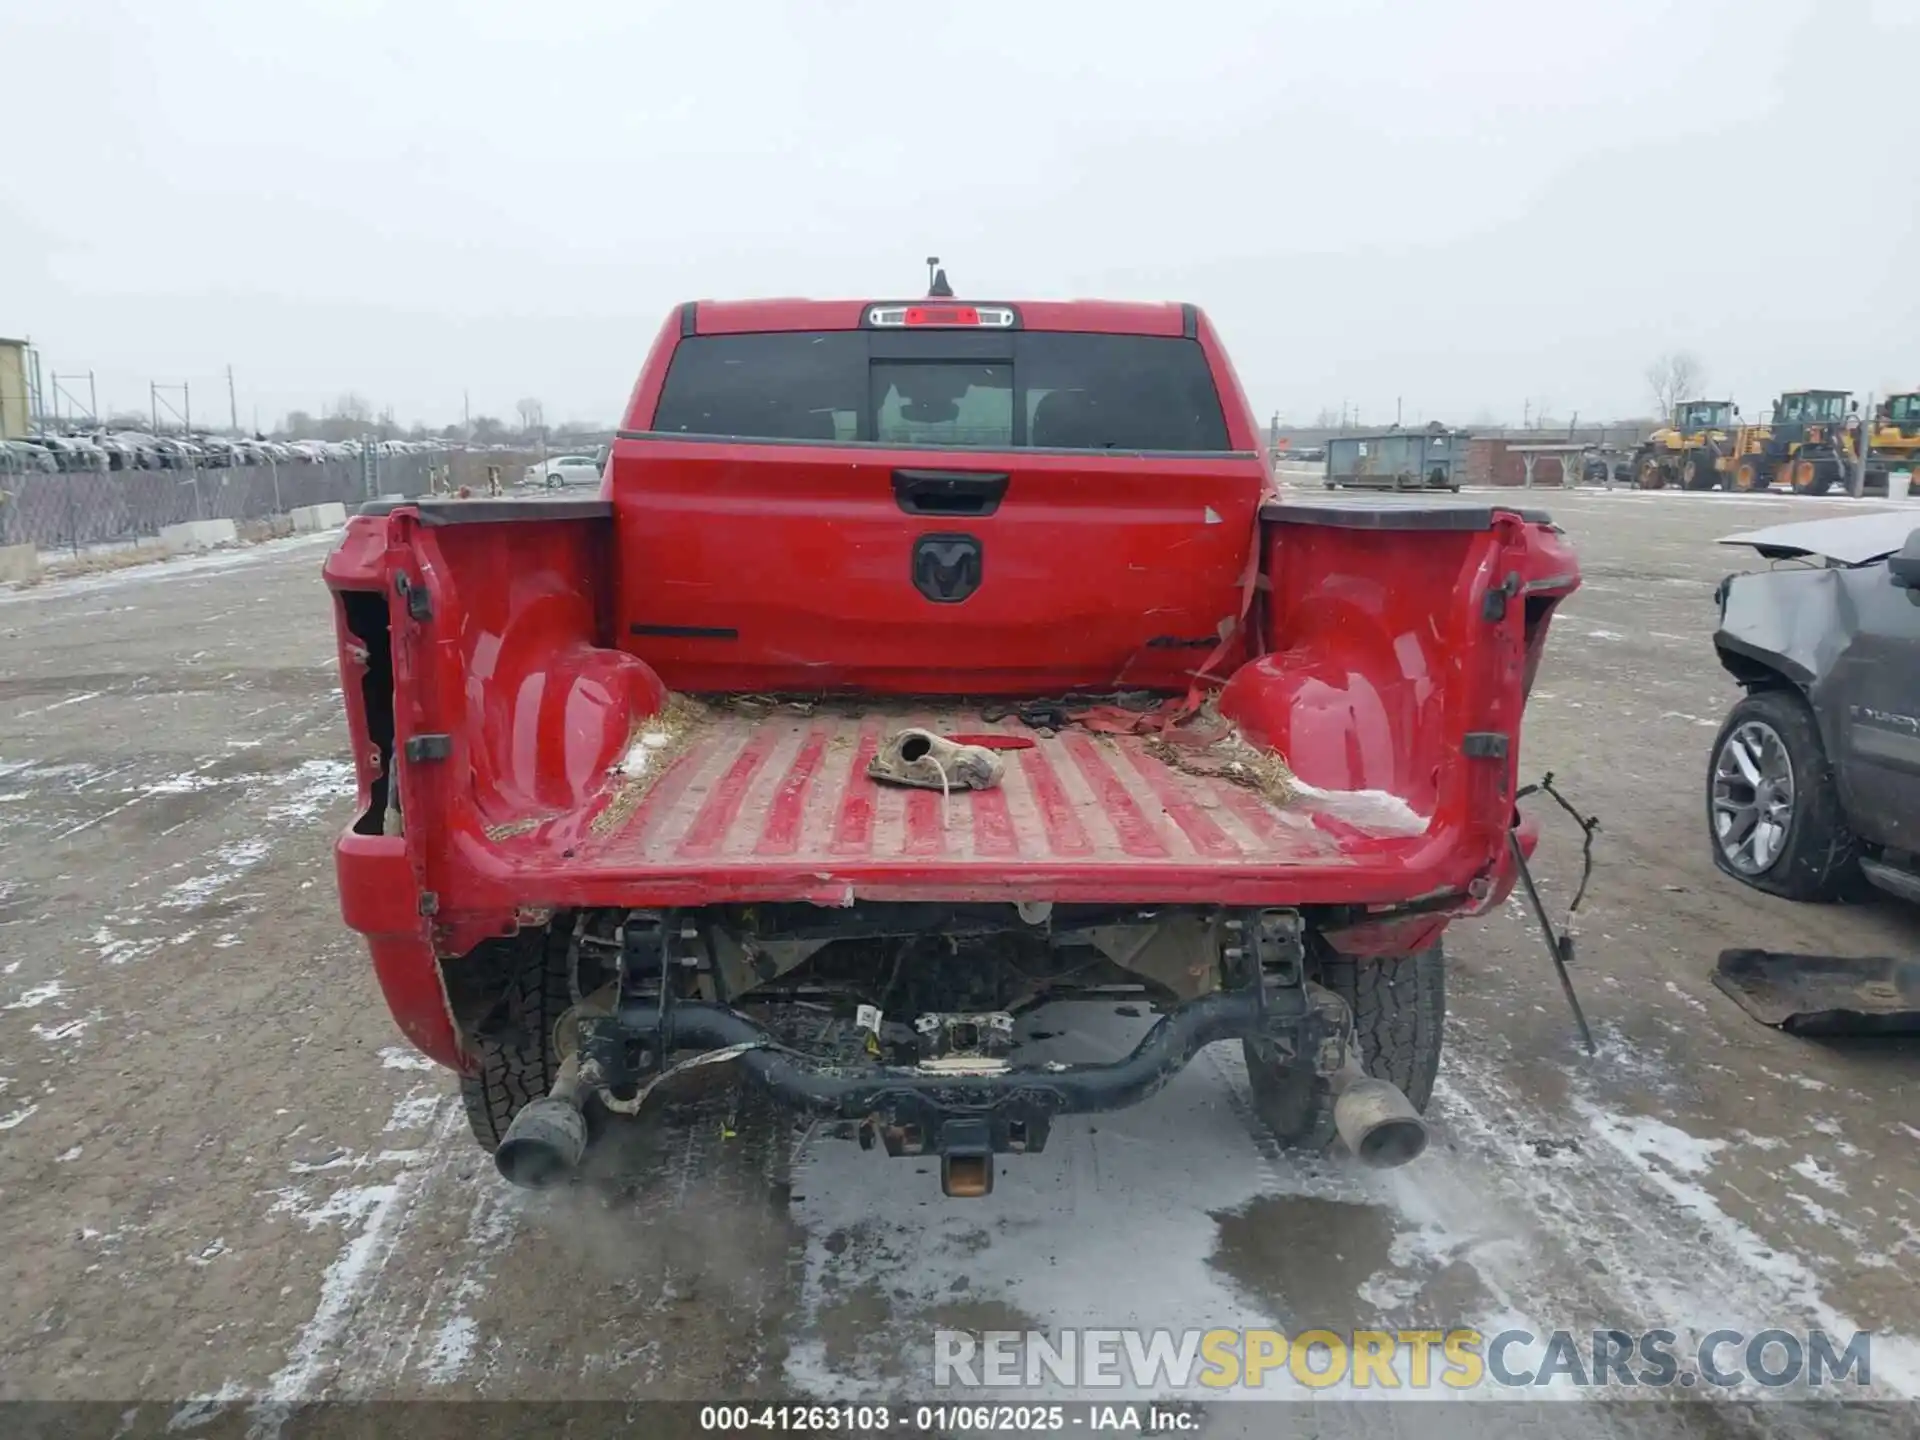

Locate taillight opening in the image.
[340,589,397,836]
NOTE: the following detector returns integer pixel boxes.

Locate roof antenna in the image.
[926,256,954,298]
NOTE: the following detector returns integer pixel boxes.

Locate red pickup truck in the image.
[324,288,1578,1197]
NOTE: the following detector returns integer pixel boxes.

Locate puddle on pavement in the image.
[815,1279,900,1373]
[1209,1194,1494,1331]
[811,1287,1040,1384]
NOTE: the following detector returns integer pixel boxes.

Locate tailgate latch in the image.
[395,571,432,621]
[403,733,452,763]
[1481,571,1521,621]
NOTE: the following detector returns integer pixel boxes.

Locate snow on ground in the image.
[0,529,343,607]
[7,477,1919,1430]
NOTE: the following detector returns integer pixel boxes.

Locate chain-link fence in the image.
[0,446,544,556]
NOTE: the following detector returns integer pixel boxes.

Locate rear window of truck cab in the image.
[650,331,1231,452]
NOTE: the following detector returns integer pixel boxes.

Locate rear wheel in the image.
[1682,450,1718,490]
[1634,450,1668,489]
[1242,940,1445,1153]
[458,924,575,1151]
[455,921,791,1194]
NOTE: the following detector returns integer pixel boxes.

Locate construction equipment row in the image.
[1633,391,1920,495]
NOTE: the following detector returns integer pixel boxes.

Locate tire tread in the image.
[458,924,574,1152]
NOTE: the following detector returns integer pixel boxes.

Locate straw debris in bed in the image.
[591,694,709,836]
[1145,729,1298,807]
[483,815,547,842]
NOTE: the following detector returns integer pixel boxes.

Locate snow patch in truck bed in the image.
[1287,780,1427,837]
[616,727,676,777]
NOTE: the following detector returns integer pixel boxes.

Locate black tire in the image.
[1731,454,1772,492]
[1242,940,1445,1153]
[1681,450,1718,490]
[455,925,790,1195]
[1789,451,1840,496]
[458,923,575,1152]
[1634,450,1668,489]
[1706,689,1860,902]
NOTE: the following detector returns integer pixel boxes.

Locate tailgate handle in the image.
[892,470,1009,517]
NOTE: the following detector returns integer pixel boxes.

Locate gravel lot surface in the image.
[3,493,1917,1437]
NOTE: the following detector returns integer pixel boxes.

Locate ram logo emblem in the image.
[912,534,983,604]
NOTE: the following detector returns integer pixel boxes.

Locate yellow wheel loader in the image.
[1726,390,1862,495]
[1632,399,1737,490]
[1869,392,1920,478]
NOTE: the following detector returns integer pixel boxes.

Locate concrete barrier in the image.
[0,543,42,586]
[158,519,240,555]
[289,502,349,533]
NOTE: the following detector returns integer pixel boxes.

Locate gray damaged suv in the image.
[1709,510,1920,903]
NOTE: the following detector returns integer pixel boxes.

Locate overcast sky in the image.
[5,0,1915,431]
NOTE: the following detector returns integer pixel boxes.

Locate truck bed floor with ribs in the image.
[514,701,1408,905]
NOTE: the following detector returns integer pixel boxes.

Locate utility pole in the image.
[1395,395,1403,428]
[28,346,46,429]
[227,365,239,435]
[52,371,101,427]
[1852,393,1873,498]
[151,381,192,435]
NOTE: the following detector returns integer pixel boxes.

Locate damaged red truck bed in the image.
[323,288,1579,1194]
[538,702,1358,897]
[330,493,1568,920]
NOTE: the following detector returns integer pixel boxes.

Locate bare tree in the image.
[327,392,373,423]
[1645,353,1705,420]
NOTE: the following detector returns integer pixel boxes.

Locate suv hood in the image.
[1718,510,1918,566]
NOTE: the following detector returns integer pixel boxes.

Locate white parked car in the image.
[522,454,602,489]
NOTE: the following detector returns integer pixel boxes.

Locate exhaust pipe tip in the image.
[496,1097,589,1188]
[1333,1076,1429,1169]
